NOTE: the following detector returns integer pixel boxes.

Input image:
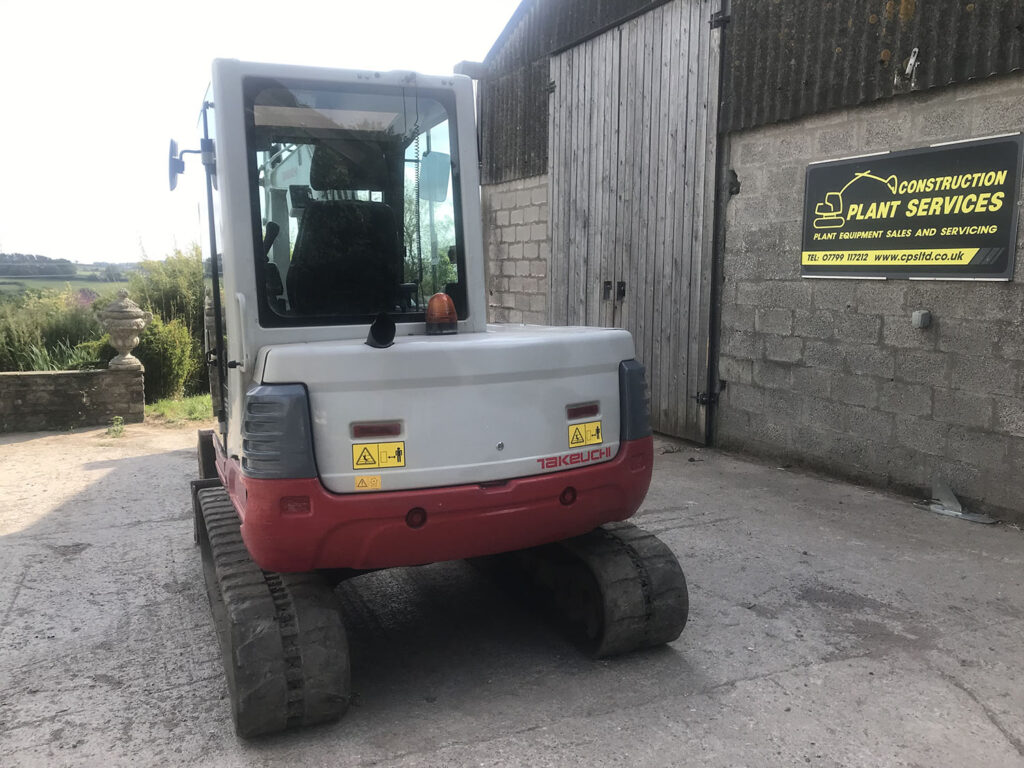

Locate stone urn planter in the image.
[99,291,152,370]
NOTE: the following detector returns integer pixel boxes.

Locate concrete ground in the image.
[1,423,1022,767]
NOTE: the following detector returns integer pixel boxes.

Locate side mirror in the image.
[169,139,185,191]
[419,151,450,203]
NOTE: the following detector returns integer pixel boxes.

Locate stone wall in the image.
[0,370,145,433]
[480,175,551,324]
[716,72,1024,520]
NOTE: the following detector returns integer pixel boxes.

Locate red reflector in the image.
[352,422,402,438]
[406,507,428,529]
[280,496,311,516]
[567,403,599,420]
[559,487,577,506]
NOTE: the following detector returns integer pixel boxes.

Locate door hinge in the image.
[545,80,556,94]
[710,11,730,29]
[693,391,719,406]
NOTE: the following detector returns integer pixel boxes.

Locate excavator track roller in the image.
[194,485,351,738]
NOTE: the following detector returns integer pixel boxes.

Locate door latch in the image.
[603,281,612,300]
[616,281,626,301]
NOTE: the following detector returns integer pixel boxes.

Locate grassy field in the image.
[0,277,130,295]
[145,394,213,424]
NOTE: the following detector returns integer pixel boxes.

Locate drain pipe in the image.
[704,0,732,446]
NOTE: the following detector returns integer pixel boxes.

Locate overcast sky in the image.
[0,0,520,264]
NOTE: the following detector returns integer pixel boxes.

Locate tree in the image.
[128,245,204,340]
[128,244,207,395]
[0,253,76,276]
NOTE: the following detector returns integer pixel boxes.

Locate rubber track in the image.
[562,521,689,658]
[196,486,350,738]
[478,522,688,659]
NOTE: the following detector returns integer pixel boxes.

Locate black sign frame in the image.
[801,134,1023,280]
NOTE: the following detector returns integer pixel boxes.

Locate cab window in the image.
[245,79,465,326]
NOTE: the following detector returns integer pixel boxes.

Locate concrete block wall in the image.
[480,175,551,324]
[717,72,1024,520]
[0,370,145,433]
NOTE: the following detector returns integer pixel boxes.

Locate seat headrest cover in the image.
[310,140,388,191]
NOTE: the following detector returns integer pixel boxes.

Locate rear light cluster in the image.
[619,360,652,441]
[241,384,317,479]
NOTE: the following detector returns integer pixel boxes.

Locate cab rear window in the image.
[244,79,467,327]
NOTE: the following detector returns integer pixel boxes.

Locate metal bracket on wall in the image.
[710,10,730,29]
[894,47,920,90]
[692,391,719,406]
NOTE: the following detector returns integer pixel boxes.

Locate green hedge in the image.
[135,316,197,402]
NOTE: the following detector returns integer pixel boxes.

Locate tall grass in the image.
[18,340,102,371]
[128,246,204,339]
[0,288,113,371]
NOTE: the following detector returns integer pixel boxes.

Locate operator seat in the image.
[287,141,401,316]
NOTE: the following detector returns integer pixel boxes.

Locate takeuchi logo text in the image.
[536,446,612,469]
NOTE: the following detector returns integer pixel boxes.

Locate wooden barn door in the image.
[548,0,721,442]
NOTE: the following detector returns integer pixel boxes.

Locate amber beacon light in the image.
[425,292,458,335]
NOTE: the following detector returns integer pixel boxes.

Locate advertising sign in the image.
[801,134,1022,279]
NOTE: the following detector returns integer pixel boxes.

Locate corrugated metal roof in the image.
[479,0,1024,182]
[722,0,1024,132]
[480,0,678,183]
[484,0,674,71]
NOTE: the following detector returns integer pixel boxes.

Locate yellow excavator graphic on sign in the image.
[814,171,898,229]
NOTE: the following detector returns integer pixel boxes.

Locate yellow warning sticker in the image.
[352,441,406,469]
[354,475,382,491]
[568,421,603,447]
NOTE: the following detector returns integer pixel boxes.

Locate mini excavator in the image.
[171,59,689,737]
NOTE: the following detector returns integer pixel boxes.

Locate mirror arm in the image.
[171,145,215,183]
[172,148,201,178]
